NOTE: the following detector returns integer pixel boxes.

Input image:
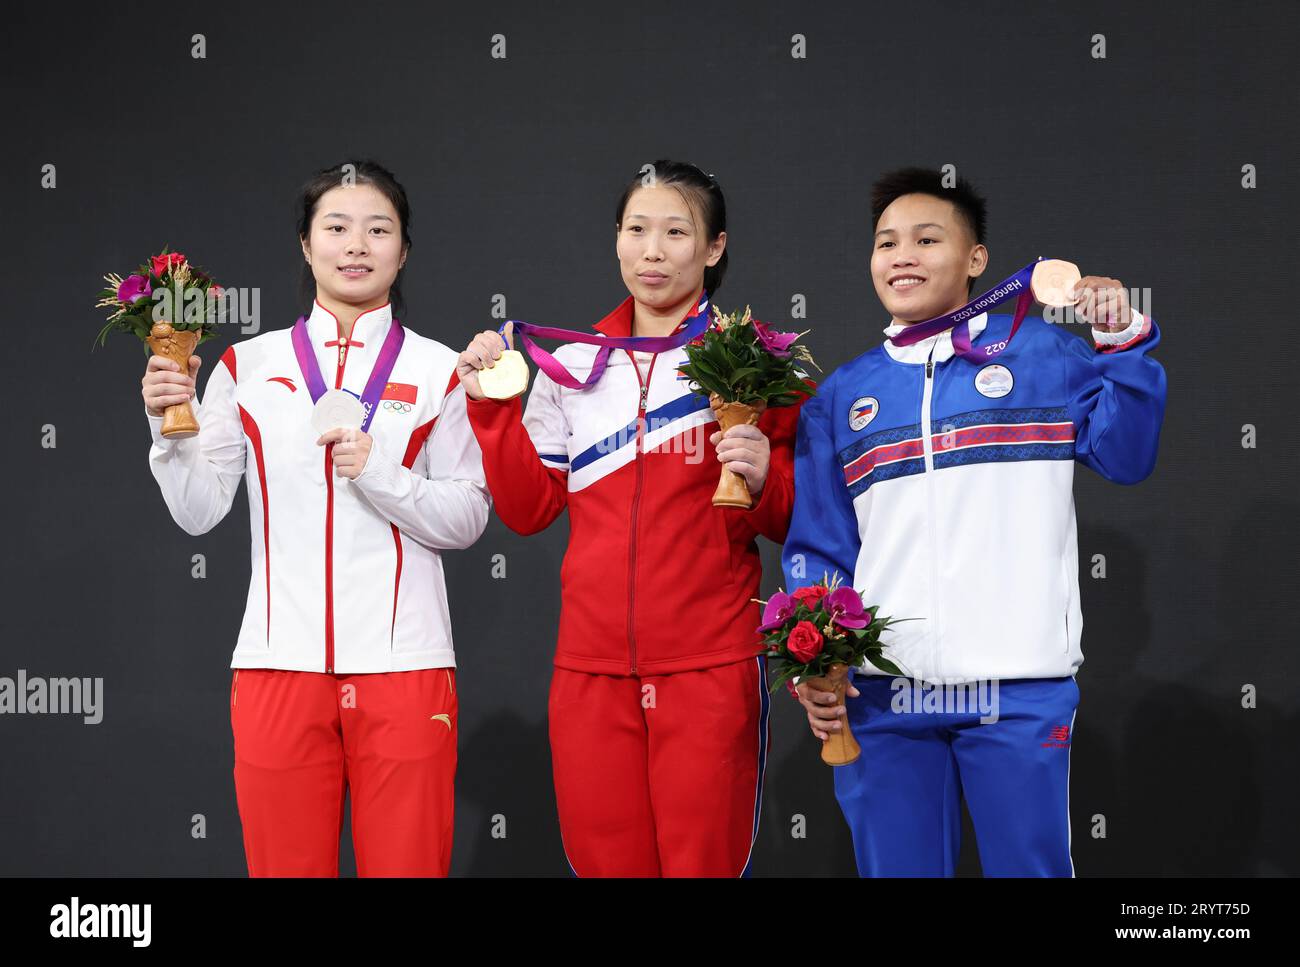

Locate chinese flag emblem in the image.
[381,382,418,404]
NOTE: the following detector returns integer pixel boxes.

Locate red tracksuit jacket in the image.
[466,294,803,676]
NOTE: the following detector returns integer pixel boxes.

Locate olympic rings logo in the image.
[382,400,413,414]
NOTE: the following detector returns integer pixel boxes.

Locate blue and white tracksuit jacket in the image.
[780,306,1166,876]
[781,307,1166,685]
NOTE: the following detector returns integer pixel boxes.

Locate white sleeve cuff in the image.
[146,406,172,448]
[1092,307,1146,346]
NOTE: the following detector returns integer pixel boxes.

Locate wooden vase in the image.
[709,392,766,508]
[146,321,201,439]
[804,662,860,766]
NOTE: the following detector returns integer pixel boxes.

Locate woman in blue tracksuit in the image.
[783,166,1166,877]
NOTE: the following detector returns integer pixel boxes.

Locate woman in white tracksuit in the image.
[140,160,490,876]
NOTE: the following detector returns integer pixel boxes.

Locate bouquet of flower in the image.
[677,305,818,508]
[94,248,224,439]
[757,572,911,766]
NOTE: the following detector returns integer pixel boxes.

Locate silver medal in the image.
[312,389,365,434]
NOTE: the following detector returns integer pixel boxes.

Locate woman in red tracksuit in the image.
[458,160,803,876]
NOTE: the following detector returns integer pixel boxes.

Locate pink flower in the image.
[117,274,151,304]
[826,587,870,629]
[751,318,799,358]
[757,591,796,633]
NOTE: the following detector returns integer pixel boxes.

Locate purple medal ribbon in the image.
[889,258,1050,362]
[292,314,406,433]
[496,293,712,390]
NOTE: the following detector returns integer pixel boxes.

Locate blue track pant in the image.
[833,675,1079,877]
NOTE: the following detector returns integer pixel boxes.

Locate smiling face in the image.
[300,183,407,310]
[871,193,987,324]
[616,184,725,310]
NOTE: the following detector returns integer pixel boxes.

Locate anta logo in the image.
[1042,724,1071,749]
[266,376,297,392]
[430,713,452,730]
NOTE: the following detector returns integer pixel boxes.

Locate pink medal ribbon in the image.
[889,257,1068,362]
[496,294,712,390]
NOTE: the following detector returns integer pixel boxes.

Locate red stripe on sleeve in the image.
[238,404,269,644]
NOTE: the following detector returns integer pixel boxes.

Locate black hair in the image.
[614,159,728,297]
[297,159,412,317]
[870,167,987,294]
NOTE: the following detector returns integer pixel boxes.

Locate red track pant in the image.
[548,655,770,877]
[230,667,457,877]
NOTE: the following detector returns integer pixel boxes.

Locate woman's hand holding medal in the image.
[316,426,373,480]
[458,321,529,401]
[1035,259,1133,332]
[1070,276,1132,333]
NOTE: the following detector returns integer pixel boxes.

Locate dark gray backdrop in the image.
[2,0,1296,875]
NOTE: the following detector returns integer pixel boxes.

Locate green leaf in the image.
[865,652,902,676]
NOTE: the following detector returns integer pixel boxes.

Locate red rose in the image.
[787,620,824,663]
[151,252,186,276]
[792,585,829,609]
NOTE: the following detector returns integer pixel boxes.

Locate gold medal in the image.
[478,349,530,400]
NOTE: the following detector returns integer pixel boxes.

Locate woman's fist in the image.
[795,680,860,741]
[142,354,200,417]
[709,424,772,496]
[316,427,373,480]
[457,322,515,401]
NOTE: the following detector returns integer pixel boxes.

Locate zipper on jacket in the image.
[626,349,656,675]
[920,346,940,679]
[323,324,352,674]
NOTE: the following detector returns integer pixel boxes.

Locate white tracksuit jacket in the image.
[146,301,490,674]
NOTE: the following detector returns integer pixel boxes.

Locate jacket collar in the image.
[592,290,704,339]
[881,312,989,365]
[306,299,393,346]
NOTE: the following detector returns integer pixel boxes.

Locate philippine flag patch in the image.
[849,396,878,432]
[381,382,418,404]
